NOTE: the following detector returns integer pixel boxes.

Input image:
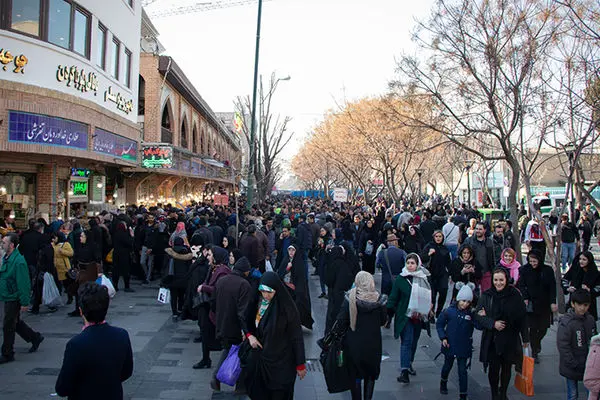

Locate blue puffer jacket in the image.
[436,303,480,358]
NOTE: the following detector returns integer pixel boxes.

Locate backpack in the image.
[530,223,543,240]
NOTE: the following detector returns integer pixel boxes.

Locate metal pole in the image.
[246,0,263,209]
[467,167,472,206]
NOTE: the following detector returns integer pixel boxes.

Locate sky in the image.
[147,0,435,177]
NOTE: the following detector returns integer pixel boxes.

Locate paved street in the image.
[0,259,598,400]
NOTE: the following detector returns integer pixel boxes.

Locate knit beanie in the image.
[456,283,474,302]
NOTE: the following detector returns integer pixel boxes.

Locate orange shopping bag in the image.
[515,354,535,396]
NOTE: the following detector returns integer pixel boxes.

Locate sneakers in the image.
[408,366,417,376]
[0,355,15,364]
[397,369,410,385]
[29,335,44,353]
[440,379,448,395]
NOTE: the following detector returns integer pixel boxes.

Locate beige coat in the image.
[52,242,74,281]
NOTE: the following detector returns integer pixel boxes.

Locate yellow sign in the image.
[0,49,28,73]
[104,86,134,115]
[57,65,99,94]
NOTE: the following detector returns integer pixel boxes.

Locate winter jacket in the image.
[214,269,251,343]
[584,334,600,398]
[475,285,529,366]
[239,234,260,268]
[192,226,214,246]
[386,274,412,339]
[0,249,31,305]
[562,263,600,320]
[296,222,312,250]
[557,310,597,380]
[164,246,193,290]
[53,242,74,281]
[421,241,451,285]
[449,249,483,288]
[464,236,496,274]
[19,229,42,266]
[376,246,407,295]
[436,303,480,358]
[517,263,556,329]
[142,224,159,250]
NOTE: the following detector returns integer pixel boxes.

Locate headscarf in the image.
[348,271,380,331]
[211,246,229,266]
[500,248,521,282]
[169,221,188,246]
[333,228,344,245]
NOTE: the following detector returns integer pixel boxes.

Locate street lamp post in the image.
[416,168,424,201]
[246,0,263,209]
[464,160,475,207]
[565,144,577,222]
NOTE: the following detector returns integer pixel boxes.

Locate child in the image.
[584,333,600,400]
[557,289,598,400]
[436,282,479,399]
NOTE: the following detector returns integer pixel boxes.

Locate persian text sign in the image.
[94,129,137,161]
[8,111,88,149]
[142,145,173,169]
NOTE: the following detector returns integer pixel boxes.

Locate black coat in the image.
[420,241,451,285]
[278,252,314,330]
[245,272,306,396]
[214,270,251,342]
[55,324,133,400]
[449,250,483,288]
[475,285,529,366]
[164,246,193,290]
[113,229,133,271]
[180,256,210,321]
[19,229,42,266]
[557,310,597,380]
[562,262,600,320]
[336,297,387,380]
[517,263,557,329]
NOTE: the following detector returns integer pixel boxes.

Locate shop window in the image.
[111,37,120,80]
[73,7,90,57]
[11,0,41,37]
[124,48,132,88]
[161,103,173,144]
[96,23,107,69]
[48,0,71,49]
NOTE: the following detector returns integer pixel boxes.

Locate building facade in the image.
[125,12,241,206]
[0,0,142,224]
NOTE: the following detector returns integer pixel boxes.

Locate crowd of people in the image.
[0,194,599,399]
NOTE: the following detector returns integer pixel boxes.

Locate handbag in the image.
[192,292,211,309]
[105,248,114,263]
[42,272,62,307]
[157,287,171,304]
[364,241,374,256]
[320,324,354,393]
[515,347,535,396]
[96,274,116,298]
[67,267,79,280]
[216,344,242,386]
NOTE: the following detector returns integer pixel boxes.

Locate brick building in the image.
[0,0,142,224]
[124,11,241,205]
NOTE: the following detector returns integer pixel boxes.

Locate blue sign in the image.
[8,111,88,149]
[93,128,137,161]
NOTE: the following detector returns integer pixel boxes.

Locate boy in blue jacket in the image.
[436,282,479,399]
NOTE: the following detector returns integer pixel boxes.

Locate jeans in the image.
[566,379,588,400]
[561,242,577,271]
[400,319,422,371]
[302,249,310,280]
[2,301,40,357]
[140,246,154,281]
[442,355,468,395]
[446,244,458,260]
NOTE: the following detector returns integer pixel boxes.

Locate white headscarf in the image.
[348,271,380,331]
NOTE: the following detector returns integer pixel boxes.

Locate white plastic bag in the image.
[157,287,171,304]
[406,282,431,317]
[96,274,116,298]
[265,260,273,272]
[42,272,62,307]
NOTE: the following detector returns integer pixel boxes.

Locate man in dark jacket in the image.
[557,289,597,398]
[239,225,260,268]
[295,214,312,279]
[376,234,407,295]
[464,223,495,291]
[419,212,437,244]
[140,215,158,284]
[208,217,224,247]
[55,282,133,399]
[19,219,42,279]
[211,257,252,392]
[193,218,214,246]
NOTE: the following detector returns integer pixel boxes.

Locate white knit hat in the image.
[456,283,474,302]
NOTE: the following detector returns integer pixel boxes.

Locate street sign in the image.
[333,188,348,203]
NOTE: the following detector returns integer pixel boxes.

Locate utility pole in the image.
[246,0,263,209]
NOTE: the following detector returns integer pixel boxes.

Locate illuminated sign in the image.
[70,180,88,197]
[142,146,173,169]
[71,168,91,178]
[8,111,88,149]
[94,129,137,161]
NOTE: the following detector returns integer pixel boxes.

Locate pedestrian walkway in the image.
[0,265,597,399]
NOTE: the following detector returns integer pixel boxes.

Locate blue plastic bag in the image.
[216,344,242,386]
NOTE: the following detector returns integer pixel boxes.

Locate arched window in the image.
[138,75,145,116]
[192,125,198,154]
[181,117,188,149]
[200,128,205,154]
[161,103,173,143]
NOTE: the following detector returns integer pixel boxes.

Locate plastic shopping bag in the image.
[406,282,431,317]
[515,348,535,396]
[42,272,62,307]
[265,260,273,272]
[96,274,116,298]
[157,287,171,304]
[216,344,242,386]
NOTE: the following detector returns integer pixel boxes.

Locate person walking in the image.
[421,230,452,318]
[55,282,133,400]
[112,222,134,293]
[475,267,529,400]
[278,244,314,330]
[464,222,495,293]
[560,214,580,274]
[387,253,432,385]
[358,219,378,275]
[31,233,56,314]
[140,215,158,284]
[442,217,460,260]
[68,230,102,317]
[562,251,600,320]
[242,271,307,399]
[449,244,482,301]
[0,233,44,364]
[335,271,387,400]
[164,237,193,320]
[376,234,407,296]
[324,244,359,334]
[51,232,75,303]
[517,250,557,364]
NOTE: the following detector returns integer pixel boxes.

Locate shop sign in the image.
[70,180,88,196]
[8,111,88,149]
[71,168,91,178]
[56,65,99,94]
[0,48,28,73]
[142,146,173,169]
[105,86,134,115]
[214,194,229,206]
[93,129,137,162]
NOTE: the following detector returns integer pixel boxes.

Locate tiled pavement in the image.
[1,256,599,399]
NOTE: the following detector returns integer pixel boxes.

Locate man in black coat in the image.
[55,282,133,400]
[193,218,214,246]
[211,257,252,392]
[239,225,260,269]
[18,219,42,279]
